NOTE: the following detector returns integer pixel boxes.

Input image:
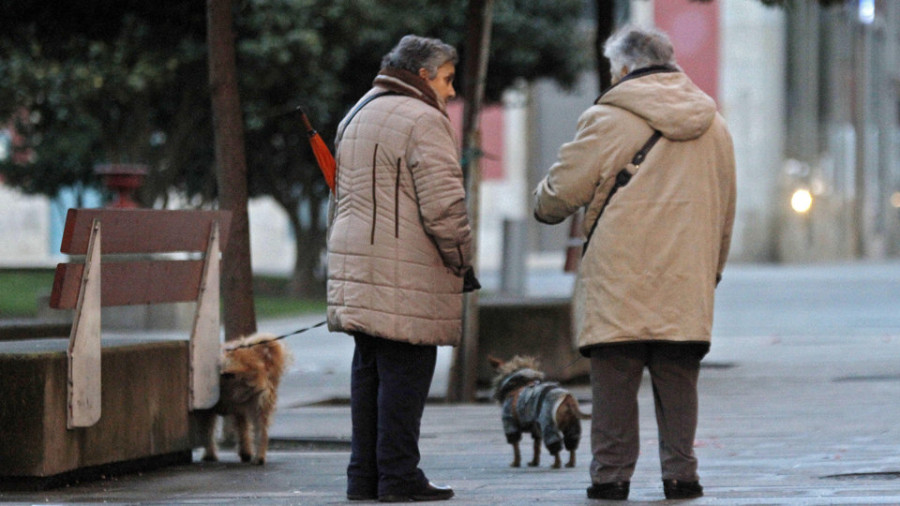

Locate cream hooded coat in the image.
[533,67,736,354]
[327,72,473,346]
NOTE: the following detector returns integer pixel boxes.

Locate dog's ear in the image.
[487,355,504,369]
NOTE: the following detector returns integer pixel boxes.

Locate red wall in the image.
[447,101,505,180]
[655,0,719,103]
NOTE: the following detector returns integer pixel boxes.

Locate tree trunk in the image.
[595,0,615,91]
[286,196,327,299]
[447,0,494,403]
[207,0,257,340]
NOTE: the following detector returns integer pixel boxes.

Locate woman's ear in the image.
[418,68,430,80]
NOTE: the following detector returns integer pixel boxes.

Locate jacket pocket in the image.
[394,157,401,238]
[370,144,379,244]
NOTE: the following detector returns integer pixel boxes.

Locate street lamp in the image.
[890,192,900,209]
[859,0,875,24]
[791,188,813,214]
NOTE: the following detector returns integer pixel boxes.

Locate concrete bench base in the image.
[0,339,192,489]
[0,450,191,492]
[478,296,589,385]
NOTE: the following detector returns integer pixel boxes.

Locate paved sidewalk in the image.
[2,263,900,504]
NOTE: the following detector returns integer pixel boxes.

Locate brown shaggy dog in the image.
[489,355,590,469]
[196,333,292,465]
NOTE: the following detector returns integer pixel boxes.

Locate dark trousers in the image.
[347,333,437,498]
[589,342,706,484]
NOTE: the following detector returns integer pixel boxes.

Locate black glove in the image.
[463,267,481,293]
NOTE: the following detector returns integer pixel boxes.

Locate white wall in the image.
[720,0,787,261]
[478,85,530,272]
[0,185,53,267]
[247,196,295,276]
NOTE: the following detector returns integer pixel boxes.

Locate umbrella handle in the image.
[296,107,316,136]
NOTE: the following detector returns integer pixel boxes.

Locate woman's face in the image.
[610,64,629,86]
[420,62,456,105]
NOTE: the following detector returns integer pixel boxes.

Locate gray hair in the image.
[603,25,676,75]
[381,35,458,78]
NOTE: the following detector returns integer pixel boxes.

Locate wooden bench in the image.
[0,208,230,489]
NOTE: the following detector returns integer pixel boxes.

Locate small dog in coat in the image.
[195,333,292,465]
[489,355,590,469]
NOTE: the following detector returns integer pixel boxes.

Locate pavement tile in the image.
[3,264,900,504]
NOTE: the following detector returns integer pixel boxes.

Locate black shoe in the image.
[587,481,630,500]
[663,479,703,499]
[379,482,454,502]
[348,492,378,501]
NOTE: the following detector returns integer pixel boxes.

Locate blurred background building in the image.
[2,0,899,273]
[517,0,900,269]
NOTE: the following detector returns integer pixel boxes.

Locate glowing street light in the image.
[791,189,813,214]
[890,192,900,209]
[859,0,875,24]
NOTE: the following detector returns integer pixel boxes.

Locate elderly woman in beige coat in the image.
[534,26,736,501]
[327,35,478,503]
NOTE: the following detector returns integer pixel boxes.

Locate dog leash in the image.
[549,355,585,379]
[224,320,328,350]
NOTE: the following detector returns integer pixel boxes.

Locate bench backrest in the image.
[50,209,231,309]
[49,208,231,429]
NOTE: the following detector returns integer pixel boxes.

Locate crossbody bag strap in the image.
[335,90,399,145]
[582,130,663,256]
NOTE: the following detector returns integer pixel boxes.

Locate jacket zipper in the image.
[371,144,379,244]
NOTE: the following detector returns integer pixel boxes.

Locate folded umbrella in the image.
[297,107,336,194]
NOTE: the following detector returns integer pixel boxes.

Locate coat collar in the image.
[595,64,679,104]
[373,67,446,116]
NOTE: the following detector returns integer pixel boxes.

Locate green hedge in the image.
[0,270,324,319]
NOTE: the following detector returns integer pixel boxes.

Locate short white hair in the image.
[381,35,458,79]
[603,25,676,74]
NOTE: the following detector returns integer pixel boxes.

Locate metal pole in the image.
[500,219,526,294]
[853,21,869,258]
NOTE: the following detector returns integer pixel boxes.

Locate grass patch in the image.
[0,269,56,318]
[254,296,326,319]
[0,269,325,320]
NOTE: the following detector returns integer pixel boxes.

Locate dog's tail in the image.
[564,394,592,419]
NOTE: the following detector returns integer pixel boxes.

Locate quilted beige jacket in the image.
[326,71,473,346]
[533,67,736,354]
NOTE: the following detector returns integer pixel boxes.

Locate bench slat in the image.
[60,209,231,255]
[50,260,205,309]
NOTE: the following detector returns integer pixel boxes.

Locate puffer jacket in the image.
[327,69,474,346]
[533,66,736,355]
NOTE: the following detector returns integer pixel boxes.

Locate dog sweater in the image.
[499,369,579,454]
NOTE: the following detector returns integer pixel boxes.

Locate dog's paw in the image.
[565,462,575,468]
[252,457,266,466]
[551,462,561,469]
[527,461,539,467]
[510,461,520,468]
[239,452,252,463]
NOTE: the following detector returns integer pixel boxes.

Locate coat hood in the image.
[598,67,717,141]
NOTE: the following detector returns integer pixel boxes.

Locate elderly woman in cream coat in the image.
[327,35,478,503]
[533,26,736,501]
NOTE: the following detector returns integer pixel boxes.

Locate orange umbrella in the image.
[297,107,336,194]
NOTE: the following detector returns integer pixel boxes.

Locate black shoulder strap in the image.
[583,130,662,256]
[630,130,663,167]
[336,91,399,144]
